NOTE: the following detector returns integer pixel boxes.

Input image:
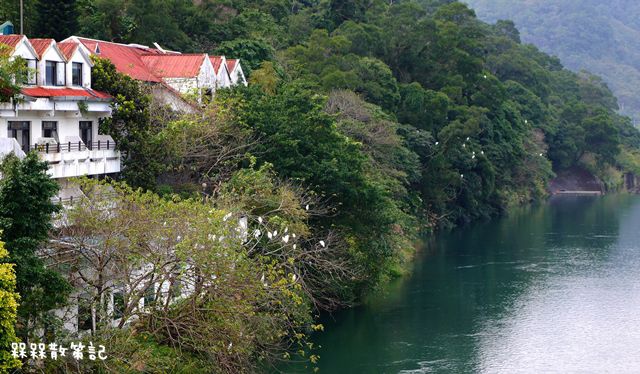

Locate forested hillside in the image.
[464,0,640,123]
[2,0,640,371]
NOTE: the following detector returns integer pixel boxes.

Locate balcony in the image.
[30,135,121,179]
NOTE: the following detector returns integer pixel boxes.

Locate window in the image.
[144,286,156,307]
[77,302,93,332]
[45,61,56,86]
[42,121,58,141]
[8,121,30,152]
[72,62,82,86]
[113,292,124,320]
[171,278,183,299]
[24,59,36,85]
[45,61,65,86]
[79,121,93,148]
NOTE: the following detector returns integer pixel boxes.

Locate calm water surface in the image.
[302,195,640,373]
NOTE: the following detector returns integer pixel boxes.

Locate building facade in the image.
[0,35,120,190]
[1,33,249,335]
[62,36,247,111]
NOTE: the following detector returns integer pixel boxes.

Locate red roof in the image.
[75,37,163,82]
[29,38,56,59]
[210,56,223,74]
[140,54,205,78]
[0,35,24,55]
[57,42,79,60]
[227,59,238,72]
[21,87,111,100]
[70,37,236,86]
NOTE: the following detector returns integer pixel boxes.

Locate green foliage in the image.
[3,0,81,39]
[71,0,634,246]
[77,0,136,42]
[91,56,162,190]
[0,153,71,339]
[221,82,408,286]
[214,38,275,76]
[16,1,640,370]
[50,177,326,372]
[0,0,38,35]
[464,0,640,122]
[0,45,27,103]
[34,0,79,40]
[0,240,21,372]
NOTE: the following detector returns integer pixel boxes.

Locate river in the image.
[299,195,640,373]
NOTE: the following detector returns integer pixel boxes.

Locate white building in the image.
[61,36,247,110]
[0,35,120,197]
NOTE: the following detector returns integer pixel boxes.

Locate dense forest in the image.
[465,0,640,123]
[2,0,640,372]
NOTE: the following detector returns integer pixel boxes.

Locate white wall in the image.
[12,38,37,60]
[200,57,215,90]
[216,57,232,89]
[163,57,214,99]
[163,77,200,96]
[0,111,104,146]
[151,84,198,113]
[230,64,247,86]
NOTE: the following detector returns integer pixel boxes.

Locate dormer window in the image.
[24,59,37,85]
[45,61,56,85]
[72,62,83,86]
[45,60,65,86]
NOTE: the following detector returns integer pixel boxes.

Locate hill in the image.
[463,0,640,123]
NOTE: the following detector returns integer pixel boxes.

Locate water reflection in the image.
[300,195,640,373]
[476,195,640,373]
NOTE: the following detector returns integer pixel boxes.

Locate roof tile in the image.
[22,86,111,100]
[140,54,205,78]
[227,59,238,72]
[29,38,55,59]
[75,37,163,82]
[0,35,24,55]
[210,56,223,74]
[57,42,79,60]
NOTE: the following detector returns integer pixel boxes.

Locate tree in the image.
[34,0,79,40]
[0,0,38,35]
[214,38,275,77]
[158,98,254,195]
[77,0,136,42]
[0,44,27,103]
[49,177,336,372]
[328,0,368,28]
[353,57,400,112]
[0,239,21,372]
[0,153,71,339]
[91,56,162,190]
[494,19,521,43]
[224,82,410,287]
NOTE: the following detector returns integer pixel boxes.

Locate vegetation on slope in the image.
[2,0,640,371]
[463,0,640,123]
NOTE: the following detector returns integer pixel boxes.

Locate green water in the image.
[302,195,640,373]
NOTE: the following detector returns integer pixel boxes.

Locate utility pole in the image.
[20,0,24,34]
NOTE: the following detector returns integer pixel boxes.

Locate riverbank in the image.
[307,194,640,373]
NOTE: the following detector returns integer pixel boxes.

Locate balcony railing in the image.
[26,141,117,154]
[53,191,119,206]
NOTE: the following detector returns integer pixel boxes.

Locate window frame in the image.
[45,60,57,86]
[42,121,58,141]
[72,62,83,86]
[24,59,37,85]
